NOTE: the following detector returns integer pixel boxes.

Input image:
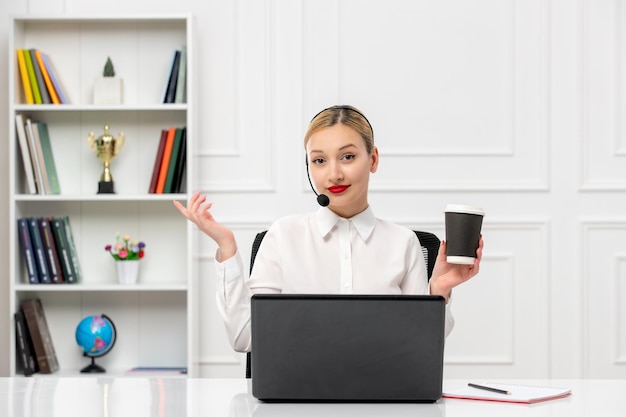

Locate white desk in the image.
[0,378,624,417]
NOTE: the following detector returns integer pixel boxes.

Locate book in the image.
[156,127,176,193]
[14,310,38,376]
[174,45,187,104]
[24,117,47,194]
[35,122,61,194]
[149,129,168,193]
[171,127,187,193]
[442,383,572,404]
[38,218,64,284]
[61,216,83,283]
[15,114,37,194]
[27,217,51,284]
[20,298,59,374]
[23,49,42,104]
[50,217,77,284]
[29,49,51,104]
[16,49,34,104]
[125,366,188,376]
[17,218,40,284]
[164,127,184,193]
[30,119,51,194]
[163,50,181,104]
[40,52,69,104]
[34,49,60,104]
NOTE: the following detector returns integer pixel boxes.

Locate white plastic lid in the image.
[445,204,485,216]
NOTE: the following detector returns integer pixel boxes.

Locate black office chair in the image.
[245,229,440,379]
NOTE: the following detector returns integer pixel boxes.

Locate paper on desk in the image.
[443,383,571,404]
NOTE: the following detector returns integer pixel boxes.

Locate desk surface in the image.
[0,378,624,417]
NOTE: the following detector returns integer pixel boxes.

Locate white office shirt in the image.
[215,206,454,352]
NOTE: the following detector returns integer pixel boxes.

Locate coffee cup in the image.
[444,204,485,265]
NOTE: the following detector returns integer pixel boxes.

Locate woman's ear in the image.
[370,146,379,173]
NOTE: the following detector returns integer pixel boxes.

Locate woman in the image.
[174,105,483,352]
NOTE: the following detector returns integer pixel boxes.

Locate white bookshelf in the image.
[8,15,196,377]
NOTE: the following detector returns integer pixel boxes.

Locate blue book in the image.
[27,217,50,283]
[17,218,40,284]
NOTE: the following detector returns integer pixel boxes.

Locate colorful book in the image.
[14,310,38,376]
[40,52,69,104]
[61,216,83,283]
[20,298,59,374]
[174,45,187,104]
[149,129,168,193]
[23,49,42,104]
[39,218,64,284]
[35,122,61,194]
[16,49,34,104]
[17,218,40,284]
[24,117,47,194]
[171,127,187,193]
[27,217,51,284]
[15,114,37,194]
[34,49,60,104]
[29,49,51,104]
[50,217,77,284]
[164,128,184,193]
[163,50,181,104]
[156,127,176,193]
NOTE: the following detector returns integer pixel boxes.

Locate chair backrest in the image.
[245,229,440,378]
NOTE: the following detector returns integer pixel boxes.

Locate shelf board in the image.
[13,104,188,112]
[13,194,187,202]
[14,283,187,292]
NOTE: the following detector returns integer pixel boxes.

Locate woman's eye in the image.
[342,154,356,161]
[311,158,325,165]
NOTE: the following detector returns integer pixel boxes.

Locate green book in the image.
[23,49,42,104]
[164,128,184,193]
[61,216,83,283]
[35,122,61,194]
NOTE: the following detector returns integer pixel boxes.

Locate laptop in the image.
[250,294,446,402]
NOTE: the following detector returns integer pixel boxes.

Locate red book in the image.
[149,130,168,193]
[155,127,176,194]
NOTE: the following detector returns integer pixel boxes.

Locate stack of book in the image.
[149,127,187,194]
[15,114,61,195]
[14,298,59,376]
[16,48,69,105]
[162,46,187,104]
[17,216,83,285]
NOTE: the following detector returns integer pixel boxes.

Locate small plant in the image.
[103,57,115,77]
[105,233,145,261]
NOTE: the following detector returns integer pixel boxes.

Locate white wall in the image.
[1,0,625,379]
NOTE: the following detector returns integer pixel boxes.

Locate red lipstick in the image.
[328,185,349,194]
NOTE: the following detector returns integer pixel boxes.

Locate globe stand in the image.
[80,356,106,373]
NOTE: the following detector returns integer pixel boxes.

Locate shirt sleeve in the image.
[405,232,455,337]
[214,249,253,352]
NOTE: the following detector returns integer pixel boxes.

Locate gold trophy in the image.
[87,124,125,194]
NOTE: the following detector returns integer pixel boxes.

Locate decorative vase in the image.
[94,77,123,105]
[116,260,139,284]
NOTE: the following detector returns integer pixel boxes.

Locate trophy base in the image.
[98,181,115,194]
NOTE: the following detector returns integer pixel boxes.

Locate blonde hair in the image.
[304,105,374,154]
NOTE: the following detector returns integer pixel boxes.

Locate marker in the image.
[468,383,511,395]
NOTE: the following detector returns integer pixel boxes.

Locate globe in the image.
[75,314,117,373]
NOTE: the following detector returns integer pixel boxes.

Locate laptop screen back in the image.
[251,294,445,402]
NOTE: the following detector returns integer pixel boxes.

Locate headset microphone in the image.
[305,159,330,207]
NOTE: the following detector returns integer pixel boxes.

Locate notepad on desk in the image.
[443,383,571,404]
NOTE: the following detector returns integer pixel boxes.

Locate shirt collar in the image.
[316,206,376,241]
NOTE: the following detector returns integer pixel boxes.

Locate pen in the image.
[468,383,511,395]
